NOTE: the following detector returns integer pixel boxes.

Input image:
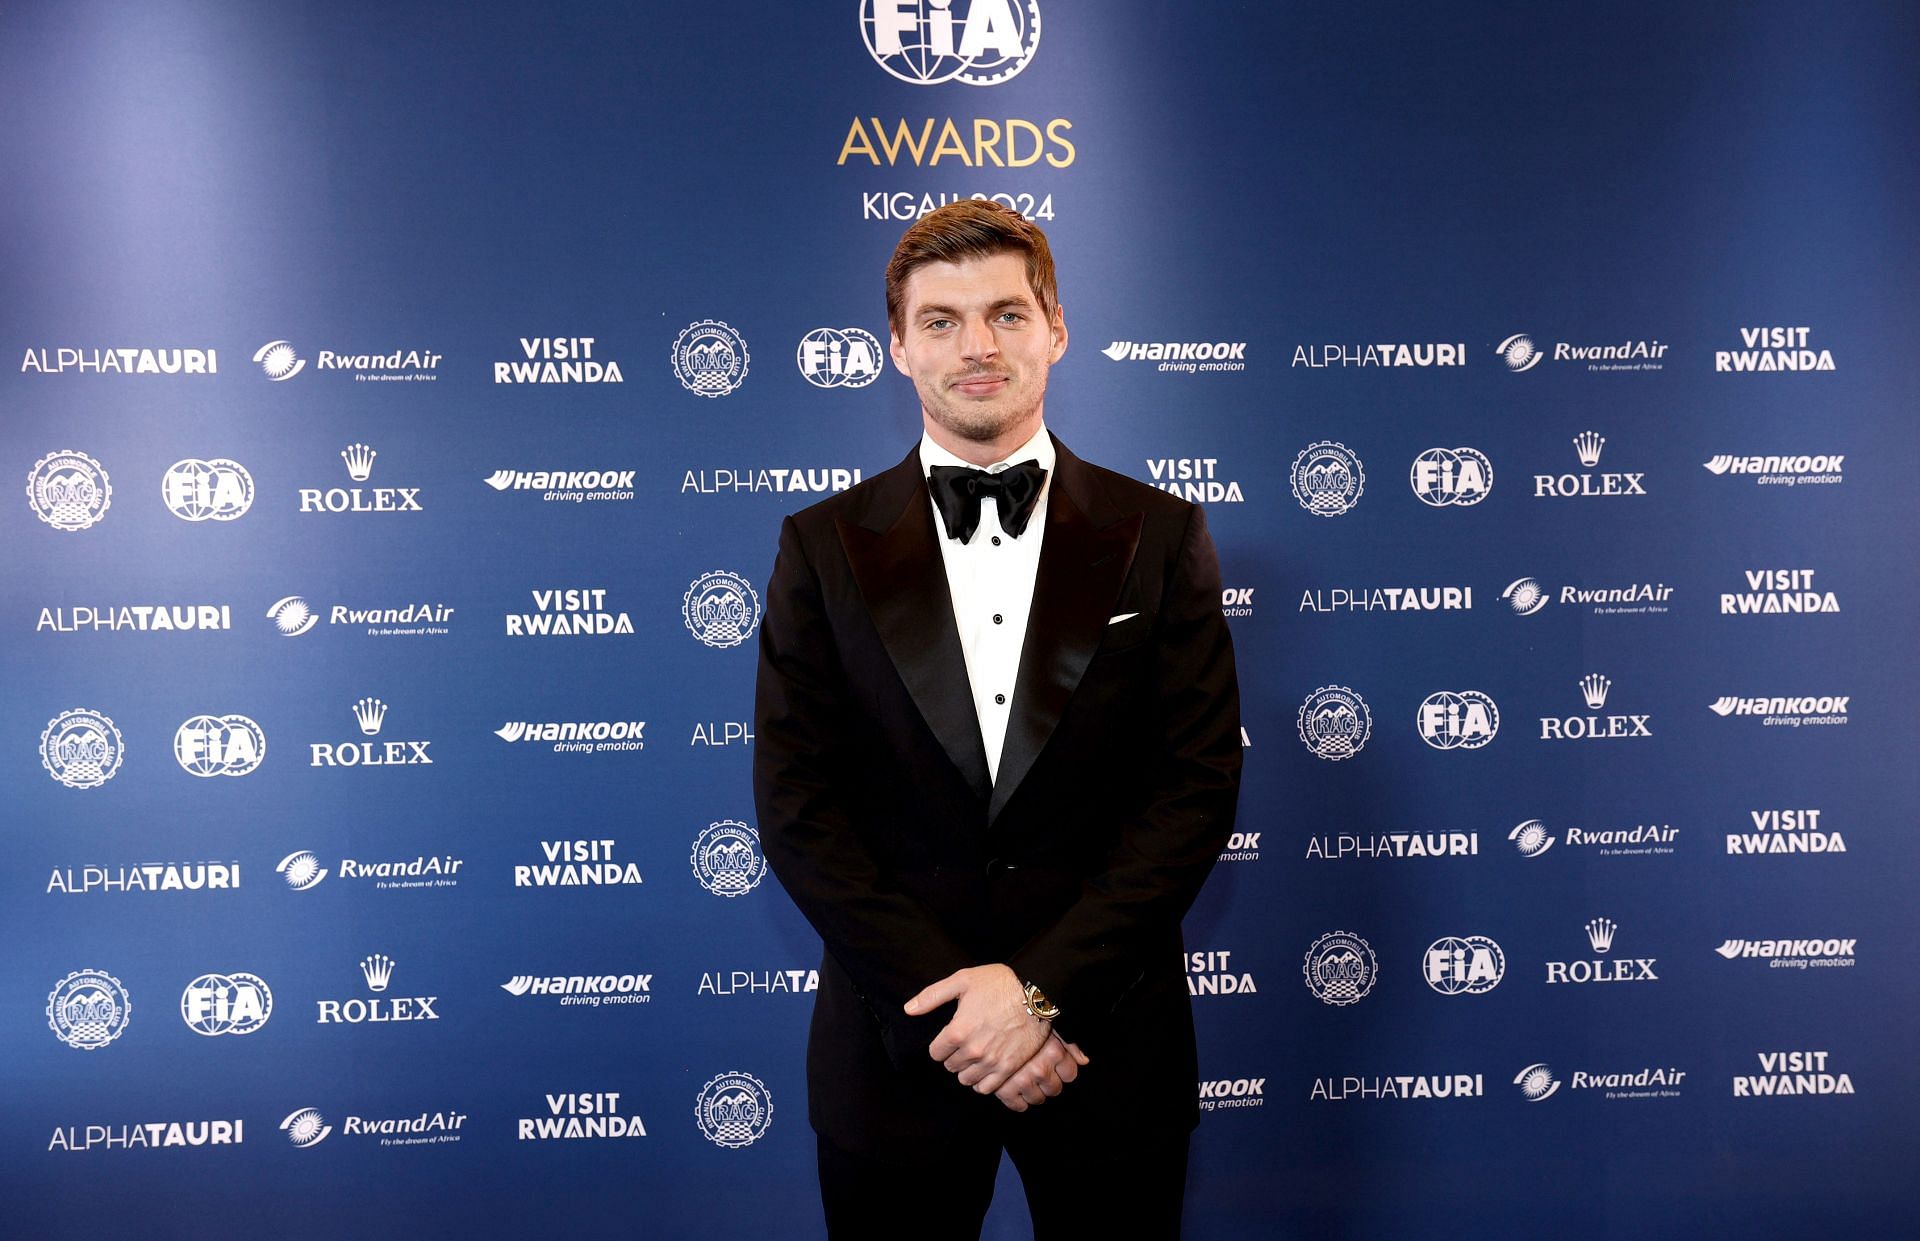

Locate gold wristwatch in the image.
[1021,981,1061,1022]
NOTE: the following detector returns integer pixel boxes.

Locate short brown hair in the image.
[885,199,1058,335]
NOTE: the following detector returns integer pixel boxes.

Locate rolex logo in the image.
[352,697,387,736]
[1585,917,1617,954]
[340,443,378,481]
[1573,431,1606,468]
[360,953,395,992]
[1580,674,1612,710]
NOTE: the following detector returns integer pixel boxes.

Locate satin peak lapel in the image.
[838,468,992,805]
[990,469,1143,825]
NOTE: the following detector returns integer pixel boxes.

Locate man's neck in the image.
[922,412,1046,467]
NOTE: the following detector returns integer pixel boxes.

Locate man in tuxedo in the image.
[753,199,1241,1239]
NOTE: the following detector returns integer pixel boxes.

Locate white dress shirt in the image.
[920,423,1055,783]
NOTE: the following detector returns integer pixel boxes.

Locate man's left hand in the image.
[905,964,1050,1095]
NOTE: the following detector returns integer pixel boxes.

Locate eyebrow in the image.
[914,295,1036,320]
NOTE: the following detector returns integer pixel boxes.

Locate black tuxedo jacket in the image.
[752,435,1241,1156]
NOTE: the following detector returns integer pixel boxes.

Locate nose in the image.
[957,315,998,363]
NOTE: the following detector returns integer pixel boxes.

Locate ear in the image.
[1048,303,1068,364]
[889,328,912,377]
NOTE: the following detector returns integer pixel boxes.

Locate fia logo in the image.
[174,715,266,778]
[1410,448,1492,507]
[1416,691,1499,750]
[161,458,254,522]
[1423,936,1505,994]
[797,328,882,388]
[860,0,1041,86]
[180,972,272,1036]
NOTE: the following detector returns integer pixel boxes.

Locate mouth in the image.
[949,373,1010,397]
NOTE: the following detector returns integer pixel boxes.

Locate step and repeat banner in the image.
[3,3,1914,1238]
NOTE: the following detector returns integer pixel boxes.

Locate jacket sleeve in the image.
[752,513,976,1067]
[1006,502,1242,1046]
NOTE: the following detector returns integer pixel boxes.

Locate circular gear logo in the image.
[180,972,273,1036]
[860,0,1042,87]
[41,708,124,789]
[1410,447,1492,507]
[1297,686,1371,761]
[695,1071,773,1148]
[1290,442,1364,516]
[1303,931,1377,1006]
[1423,935,1506,995]
[47,969,131,1050]
[797,327,883,389]
[26,450,112,531]
[671,320,750,397]
[683,570,762,649]
[1416,691,1500,750]
[173,714,266,778]
[162,458,254,521]
[691,820,767,897]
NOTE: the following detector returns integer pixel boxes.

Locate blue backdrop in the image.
[3,2,1915,1237]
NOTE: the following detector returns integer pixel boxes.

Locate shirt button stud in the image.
[992,614,1003,625]
[994,694,1006,705]
[991,536,1001,546]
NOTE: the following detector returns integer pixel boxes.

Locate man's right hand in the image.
[993,1033,1090,1113]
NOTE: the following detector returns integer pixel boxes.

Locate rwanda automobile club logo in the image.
[1298,686,1371,760]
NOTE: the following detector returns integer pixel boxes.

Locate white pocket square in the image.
[1108,612,1138,625]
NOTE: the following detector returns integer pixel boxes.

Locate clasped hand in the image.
[905,964,1090,1112]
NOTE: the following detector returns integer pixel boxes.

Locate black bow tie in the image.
[927,460,1048,543]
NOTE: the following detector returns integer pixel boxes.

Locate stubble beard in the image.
[919,367,1047,447]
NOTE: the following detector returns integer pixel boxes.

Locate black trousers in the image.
[816,1120,1192,1240]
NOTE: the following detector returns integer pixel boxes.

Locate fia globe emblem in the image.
[671,320,750,397]
[1410,447,1492,507]
[695,1071,773,1148]
[860,0,1042,87]
[162,458,254,521]
[1289,442,1364,516]
[41,708,125,789]
[1303,931,1378,1006]
[691,821,767,897]
[1416,691,1499,750]
[683,570,762,648]
[47,969,131,1050]
[1423,935,1505,995]
[1296,686,1371,761]
[180,972,273,1036]
[174,714,266,777]
[797,327,883,388]
[26,450,112,530]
